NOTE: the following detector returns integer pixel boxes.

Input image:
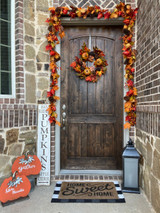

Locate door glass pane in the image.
[1,45,11,71]
[1,72,11,94]
[0,20,11,45]
[0,0,10,21]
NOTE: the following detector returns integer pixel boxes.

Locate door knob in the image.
[62,112,66,118]
[62,119,65,125]
[62,118,66,131]
[62,104,66,110]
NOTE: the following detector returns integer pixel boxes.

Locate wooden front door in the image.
[60,26,123,170]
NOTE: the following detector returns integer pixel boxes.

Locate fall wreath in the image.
[70,43,108,82]
[46,3,138,129]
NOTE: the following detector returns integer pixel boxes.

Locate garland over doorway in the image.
[46,2,138,129]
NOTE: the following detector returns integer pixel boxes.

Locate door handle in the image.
[62,118,66,130]
[62,112,66,119]
[62,104,67,130]
[62,104,66,110]
[62,118,65,125]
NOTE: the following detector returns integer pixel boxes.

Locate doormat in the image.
[51,181,125,203]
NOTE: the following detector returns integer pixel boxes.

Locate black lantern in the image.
[122,138,140,193]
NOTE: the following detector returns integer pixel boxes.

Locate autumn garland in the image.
[46,2,138,128]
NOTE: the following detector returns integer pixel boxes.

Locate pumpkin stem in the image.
[12,171,18,180]
[24,150,30,160]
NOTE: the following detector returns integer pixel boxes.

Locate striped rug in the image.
[51,181,125,203]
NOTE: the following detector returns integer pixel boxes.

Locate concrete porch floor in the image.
[0,182,155,213]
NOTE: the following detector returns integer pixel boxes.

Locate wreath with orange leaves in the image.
[46,2,138,129]
[70,43,108,82]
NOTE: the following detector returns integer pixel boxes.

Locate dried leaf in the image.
[124,101,132,112]
[59,31,65,38]
[124,122,131,129]
[133,87,137,96]
[70,61,77,68]
[54,96,60,100]
[56,121,61,126]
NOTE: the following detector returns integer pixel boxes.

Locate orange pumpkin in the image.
[95,58,103,66]
[84,68,91,75]
[82,52,89,60]
[0,174,31,203]
[12,155,41,176]
[126,4,131,10]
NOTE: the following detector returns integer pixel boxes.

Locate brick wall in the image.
[56,0,125,8]
[0,0,54,182]
[15,0,25,101]
[0,0,38,182]
[135,0,160,212]
[52,0,136,8]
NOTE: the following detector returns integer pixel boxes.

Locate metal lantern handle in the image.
[128,138,134,146]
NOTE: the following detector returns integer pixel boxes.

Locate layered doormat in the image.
[51,181,125,203]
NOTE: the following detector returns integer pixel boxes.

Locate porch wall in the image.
[50,0,137,180]
[0,0,137,181]
[0,0,51,182]
[0,0,38,182]
[135,0,160,212]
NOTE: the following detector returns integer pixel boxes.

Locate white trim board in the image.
[55,20,129,176]
[55,36,61,176]
[61,17,124,26]
[60,170,122,176]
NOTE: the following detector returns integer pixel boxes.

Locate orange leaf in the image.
[56,121,61,126]
[133,87,137,96]
[70,61,77,68]
[49,7,55,11]
[52,16,58,22]
[110,12,118,19]
[50,62,56,69]
[79,8,86,13]
[124,102,132,112]
[47,108,52,115]
[54,96,60,100]
[124,122,131,129]
[53,85,59,91]
[59,31,65,39]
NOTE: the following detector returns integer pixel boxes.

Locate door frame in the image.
[55,18,129,175]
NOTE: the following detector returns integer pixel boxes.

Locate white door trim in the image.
[55,18,129,176]
[55,36,61,176]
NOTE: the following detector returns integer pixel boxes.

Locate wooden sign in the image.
[0,174,31,203]
[12,155,42,176]
[37,104,51,185]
